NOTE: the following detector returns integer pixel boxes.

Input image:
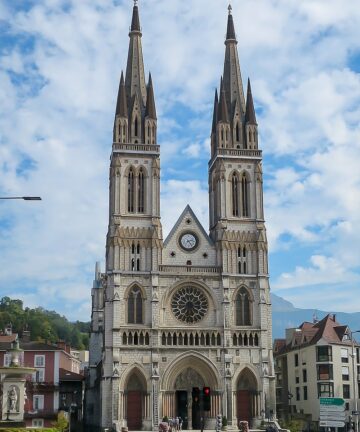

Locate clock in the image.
[179,232,198,251]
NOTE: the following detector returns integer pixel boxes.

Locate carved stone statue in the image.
[8,385,19,412]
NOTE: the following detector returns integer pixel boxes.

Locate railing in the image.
[159,265,221,274]
[25,409,58,419]
[27,381,58,391]
[112,143,160,153]
[161,330,222,347]
[232,330,261,347]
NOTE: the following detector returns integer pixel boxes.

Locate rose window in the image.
[171,287,208,324]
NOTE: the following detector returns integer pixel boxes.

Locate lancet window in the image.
[138,168,145,213]
[128,168,135,213]
[127,286,143,324]
[235,287,251,326]
[238,246,247,274]
[232,173,239,216]
[130,242,141,271]
[241,173,249,217]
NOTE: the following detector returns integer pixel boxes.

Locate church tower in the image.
[86,4,275,432]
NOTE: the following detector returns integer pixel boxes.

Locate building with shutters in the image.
[85,2,276,431]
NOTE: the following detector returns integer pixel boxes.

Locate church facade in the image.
[85,3,276,431]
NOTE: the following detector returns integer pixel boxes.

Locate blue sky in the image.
[1,0,360,321]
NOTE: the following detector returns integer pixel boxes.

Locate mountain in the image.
[271,293,360,339]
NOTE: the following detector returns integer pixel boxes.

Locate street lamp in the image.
[351,330,360,432]
[0,196,42,200]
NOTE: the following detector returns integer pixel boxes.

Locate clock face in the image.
[180,232,198,251]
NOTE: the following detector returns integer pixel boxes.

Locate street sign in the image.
[353,411,360,415]
[320,398,345,406]
[320,421,345,428]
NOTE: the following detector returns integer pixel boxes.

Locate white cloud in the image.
[1,0,360,320]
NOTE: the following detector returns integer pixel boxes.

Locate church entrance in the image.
[236,368,258,426]
[126,373,145,431]
[176,391,188,429]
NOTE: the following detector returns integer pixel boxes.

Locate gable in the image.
[162,205,216,267]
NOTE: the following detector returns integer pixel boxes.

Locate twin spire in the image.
[114,2,257,149]
[210,4,258,154]
[114,1,157,144]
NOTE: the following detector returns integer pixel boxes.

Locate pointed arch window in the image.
[232,173,239,217]
[128,168,135,213]
[134,117,139,137]
[237,246,247,274]
[138,168,145,213]
[236,123,240,142]
[130,242,141,272]
[235,287,251,326]
[128,286,143,324]
[241,173,249,217]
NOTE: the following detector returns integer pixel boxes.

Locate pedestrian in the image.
[175,417,179,431]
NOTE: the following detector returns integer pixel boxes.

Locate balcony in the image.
[27,381,58,392]
[25,409,58,419]
[159,265,221,275]
[209,148,262,165]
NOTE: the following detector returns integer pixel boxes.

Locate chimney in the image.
[22,329,31,342]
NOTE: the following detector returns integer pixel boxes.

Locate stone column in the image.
[152,376,159,431]
[232,391,237,427]
[187,391,192,430]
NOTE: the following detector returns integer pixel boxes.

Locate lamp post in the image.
[351,330,360,432]
[0,196,42,200]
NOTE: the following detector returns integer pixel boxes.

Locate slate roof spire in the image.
[226,4,236,41]
[222,4,246,118]
[145,73,157,119]
[131,0,141,32]
[245,78,257,125]
[115,71,128,117]
[125,0,147,107]
[211,89,219,133]
[217,77,229,123]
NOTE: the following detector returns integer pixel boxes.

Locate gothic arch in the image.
[124,282,147,300]
[121,364,149,391]
[161,351,220,391]
[124,283,146,325]
[233,286,253,326]
[232,363,261,391]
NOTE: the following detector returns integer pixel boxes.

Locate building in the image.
[86,2,275,431]
[0,335,83,429]
[274,314,360,430]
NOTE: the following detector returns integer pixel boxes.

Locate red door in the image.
[237,390,251,423]
[127,391,142,431]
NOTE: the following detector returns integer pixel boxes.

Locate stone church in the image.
[85,2,276,431]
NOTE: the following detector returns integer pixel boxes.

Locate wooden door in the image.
[127,391,142,430]
[237,390,251,423]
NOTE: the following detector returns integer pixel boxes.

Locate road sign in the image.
[320,421,345,428]
[353,411,360,415]
[320,398,345,406]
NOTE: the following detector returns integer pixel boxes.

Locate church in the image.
[85,2,276,431]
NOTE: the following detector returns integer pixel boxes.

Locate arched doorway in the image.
[126,371,146,431]
[236,368,258,425]
[162,353,221,430]
[175,368,204,430]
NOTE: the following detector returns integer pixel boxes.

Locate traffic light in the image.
[192,387,200,406]
[216,414,222,432]
[203,387,211,411]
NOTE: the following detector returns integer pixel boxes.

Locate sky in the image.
[1,0,360,322]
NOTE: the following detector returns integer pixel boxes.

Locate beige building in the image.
[85,3,275,431]
[274,314,360,430]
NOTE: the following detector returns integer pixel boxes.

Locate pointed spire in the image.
[226,4,236,41]
[212,89,219,133]
[217,77,229,123]
[245,78,257,125]
[145,73,157,119]
[131,1,141,32]
[115,71,128,117]
[126,0,147,106]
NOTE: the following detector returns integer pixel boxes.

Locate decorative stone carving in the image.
[174,368,204,390]
[8,385,19,412]
[171,287,208,324]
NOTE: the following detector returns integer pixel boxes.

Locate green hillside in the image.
[0,296,90,350]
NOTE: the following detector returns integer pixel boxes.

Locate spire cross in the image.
[134,0,138,5]
[228,3,232,15]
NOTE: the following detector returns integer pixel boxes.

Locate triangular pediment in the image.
[162,205,216,266]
